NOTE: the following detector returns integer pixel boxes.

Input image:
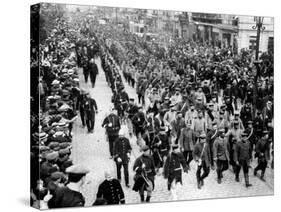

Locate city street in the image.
[71,57,273,206]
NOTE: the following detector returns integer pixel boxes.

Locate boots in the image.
[260,171,266,181]
[245,174,252,187]
[140,195,145,202]
[146,196,151,202]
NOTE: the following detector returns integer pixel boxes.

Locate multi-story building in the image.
[236,16,274,53]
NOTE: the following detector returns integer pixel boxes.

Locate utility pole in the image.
[252,16,265,116]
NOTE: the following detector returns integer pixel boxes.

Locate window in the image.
[268,37,274,53]
[249,36,257,51]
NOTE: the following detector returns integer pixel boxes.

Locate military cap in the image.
[233,120,239,125]
[73,78,79,82]
[169,103,175,107]
[45,151,59,161]
[59,142,70,149]
[219,110,225,115]
[175,87,181,91]
[219,128,225,133]
[65,164,90,174]
[159,126,166,132]
[51,171,65,181]
[129,98,134,101]
[51,79,60,85]
[48,142,59,149]
[247,121,253,125]
[199,133,206,139]
[212,121,218,126]
[141,145,150,152]
[164,96,170,100]
[59,147,71,156]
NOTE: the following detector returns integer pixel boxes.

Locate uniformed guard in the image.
[254,130,270,181]
[133,145,156,203]
[193,133,211,189]
[213,129,230,184]
[113,128,132,187]
[234,132,252,187]
[96,171,125,205]
[102,108,121,158]
[163,144,188,200]
[84,92,98,133]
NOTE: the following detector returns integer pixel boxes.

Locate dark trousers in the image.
[138,94,145,105]
[90,73,97,88]
[254,160,267,175]
[196,161,210,183]
[86,112,95,132]
[183,151,193,166]
[80,109,85,126]
[216,160,229,179]
[83,68,89,83]
[116,162,129,185]
[235,160,249,177]
[108,135,117,156]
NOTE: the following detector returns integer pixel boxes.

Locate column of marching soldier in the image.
[31,15,273,209]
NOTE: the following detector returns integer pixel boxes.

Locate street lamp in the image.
[252,16,265,115]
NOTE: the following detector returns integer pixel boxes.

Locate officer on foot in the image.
[193,133,211,189]
[254,130,270,181]
[96,171,125,205]
[102,108,121,158]
[84,91,98,133]
[113,128,132,187]
[234,132,253,187]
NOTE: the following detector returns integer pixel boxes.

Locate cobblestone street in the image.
[70,57,273,206]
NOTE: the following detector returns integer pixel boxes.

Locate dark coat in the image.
[163,152,188,181]
[51,186,85,208]
[102,113,120,136]
[193,142,211,167]
[234,140,252,163]
[96,179,125,204]
[113,136,132,164]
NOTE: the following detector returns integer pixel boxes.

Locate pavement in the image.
[71,57,274,206]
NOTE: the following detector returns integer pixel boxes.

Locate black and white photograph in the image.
[30,2,274,209]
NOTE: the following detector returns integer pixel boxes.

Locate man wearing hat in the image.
[171,111,186,144]
[76,89,88,128]
[126,98,139,137]
[185,105,198,126]
[88,58,99,88]
[133,145,156,203]
[254,131,270,181]
[230,111,244,131]
[84,92,98,133]
[163,144,188,200]
[102,108,121,158]
[96,171,125,205]
[192,110,207,137]
[213,129,230,184]
[206,122,219,169]
[132,106,147,140]
[50,164,90,208]
[193,133,211,189]
[179,122,196,169]
[155,126,170,168]
[113,128,132,187]
[234,132,252,187]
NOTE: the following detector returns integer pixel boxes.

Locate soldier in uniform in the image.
[50,164,90,208]
[76,89,87,128]
[132,106,147,141]
[133,145,156,203]
[213,129,230,184]
[113,129,132,187]
[84,92,98,133]
[234,132,252,187]
[254,130,270,181]
[193,133,211,189]
[102,108,121,158]
[163,144,188,200]
[96,171,125,205]
[126,98,139,137]
[88,58,99,88]
[179,122,196,169]
[206,122,219,169]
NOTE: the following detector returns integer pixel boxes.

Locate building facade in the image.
[236,16,274,53]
